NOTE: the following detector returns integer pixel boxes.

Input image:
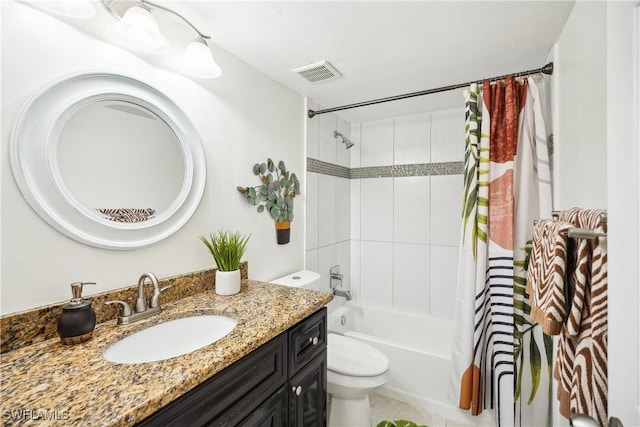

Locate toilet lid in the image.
[328,333,389,377]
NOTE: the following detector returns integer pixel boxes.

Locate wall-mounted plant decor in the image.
[237,158,300,244]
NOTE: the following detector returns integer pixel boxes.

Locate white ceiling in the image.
[166,1,575,123]
[27,0,576,123]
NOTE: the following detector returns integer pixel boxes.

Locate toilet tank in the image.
[270,270,321,291]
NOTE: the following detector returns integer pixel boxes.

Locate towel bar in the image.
[533,211,608,240]
[566,228,607,239]
[552,210,607,224]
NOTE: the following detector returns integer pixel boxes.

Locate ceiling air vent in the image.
[292,60,342,83]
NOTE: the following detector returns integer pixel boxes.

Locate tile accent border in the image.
[307,157,463,179]
[308,132,552,180]
[351,162,463,179]
[0,263,248,354]
[307,158,350,179]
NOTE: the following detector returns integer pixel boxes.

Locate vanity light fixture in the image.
[101,0,222,79]
[181,37,222,79]
[109,2,169,54]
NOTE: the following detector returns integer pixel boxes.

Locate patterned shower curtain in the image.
[449,76,553,427]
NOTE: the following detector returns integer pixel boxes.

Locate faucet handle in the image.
[329,265,343,289]
[150,285,172,308]
[105,300,133,317]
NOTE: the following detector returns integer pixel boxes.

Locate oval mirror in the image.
[10,73,206,249]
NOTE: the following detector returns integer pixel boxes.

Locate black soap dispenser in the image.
[57,282,96,345]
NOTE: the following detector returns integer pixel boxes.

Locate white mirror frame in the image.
[9,72,206,250]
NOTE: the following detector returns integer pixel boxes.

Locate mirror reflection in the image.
[56,100,185,223]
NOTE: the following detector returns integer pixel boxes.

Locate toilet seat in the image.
[328,333,389,377]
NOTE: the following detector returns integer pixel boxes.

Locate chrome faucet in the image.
[136,272,161,312]
[330,265,352,301]
[106,272,170,325]
[333,288,352,301]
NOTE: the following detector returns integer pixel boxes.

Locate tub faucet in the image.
[333,288,352,301]
[106,272,170,325]
[330,265,352,300]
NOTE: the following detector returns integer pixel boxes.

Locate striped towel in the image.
[553,208,608,426]
[526,218,573,335]
[97,208,156,223]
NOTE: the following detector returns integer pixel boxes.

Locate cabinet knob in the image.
[309,336,319,345]
[292,385,302,395]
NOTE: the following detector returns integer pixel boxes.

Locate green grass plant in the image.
[200,230,250,272]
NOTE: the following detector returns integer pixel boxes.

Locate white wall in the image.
[553,1,640,426]
[0,1,305,314]
[552,3,608,426]
[305,101,351,294]
[553,1,607,209]
[607,2,640,426]
[349,109,464,320]
[552,2,607,426]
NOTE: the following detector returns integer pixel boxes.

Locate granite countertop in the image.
[0,281,333,426]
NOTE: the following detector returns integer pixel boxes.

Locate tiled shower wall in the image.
[306,105,465,320]
[305,102,352,295]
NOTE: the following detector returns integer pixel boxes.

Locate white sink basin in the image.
[103,315,237,364]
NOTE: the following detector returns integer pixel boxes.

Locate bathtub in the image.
[328,302,495,426]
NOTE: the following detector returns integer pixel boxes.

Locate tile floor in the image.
[369,393,447,426]
[329,392,475,427]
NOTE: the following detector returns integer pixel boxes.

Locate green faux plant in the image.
[376,420,428,427]
[200,230,250,272]
[237,158,300,223]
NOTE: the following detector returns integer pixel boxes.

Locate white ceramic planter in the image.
[215,269,241,295]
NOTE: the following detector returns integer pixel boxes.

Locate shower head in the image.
[334,130,355,149]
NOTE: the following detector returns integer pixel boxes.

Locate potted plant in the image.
[237,158,300,244]
[200,230,250,295]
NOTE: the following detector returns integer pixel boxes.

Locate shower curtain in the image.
[449,75,553,427]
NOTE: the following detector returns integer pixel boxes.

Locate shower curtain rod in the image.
[307,62,554,118]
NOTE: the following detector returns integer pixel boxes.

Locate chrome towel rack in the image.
[533,210,608,240]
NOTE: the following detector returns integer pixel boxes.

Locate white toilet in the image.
[270,270,390,427]
[327,332,389,426]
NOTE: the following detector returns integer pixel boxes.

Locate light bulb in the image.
[109,4,169,54]
[181,38,222,79]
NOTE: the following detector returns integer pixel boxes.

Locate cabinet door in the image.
[136,334,287,427]
[235,386,288,427]
[289,350,327,427]
[288,308,327,376]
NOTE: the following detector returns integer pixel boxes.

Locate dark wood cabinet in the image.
[289,351,326,426]
[288,307,328,427]
[135,307,327,427]
[288,307,327,375]
[238,386,288,427]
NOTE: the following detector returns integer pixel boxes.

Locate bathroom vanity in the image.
[136,307,327,426]
[0,281,332,426]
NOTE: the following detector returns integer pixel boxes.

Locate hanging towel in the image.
[553,208,608,426]
[526,218,573,335]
